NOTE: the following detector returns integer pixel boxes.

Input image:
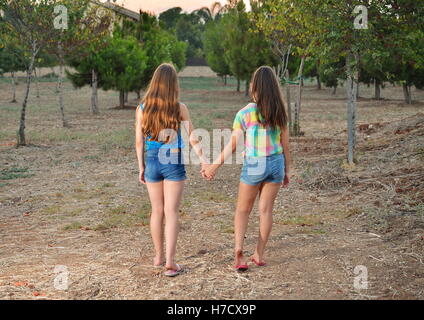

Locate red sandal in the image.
[164,264,184,277]
[234,264,249,272]
[250,257,266,267]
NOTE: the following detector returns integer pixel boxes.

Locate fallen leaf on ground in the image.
[14,281,28,287]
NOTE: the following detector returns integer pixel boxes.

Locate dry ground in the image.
[0,76,423,300]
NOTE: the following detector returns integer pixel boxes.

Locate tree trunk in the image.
[11,72,17,103]
[18,49,36,146]
[285,70,292,136]
[374,79,381,100]
[245,80,249,96]
[57,44,69,128]
[34,67,40,98]
[356,82,360,99]
[236,79,240,92]
[224,75,227,86]
[91,69,99,114]
[293,56,305,136]
[136,91,141,100]
[332,86,337,95]
[119,90,125,108]
[356,55,361,100]
[55,72,60,93]
[317,74,321,90]
[346,53,358,164]
[403,84,412,104]
[124,91,128,103]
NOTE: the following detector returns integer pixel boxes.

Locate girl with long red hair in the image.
[135,63,208,277]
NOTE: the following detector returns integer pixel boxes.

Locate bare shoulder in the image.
[179,102,190,119]
[179,102,188,112]
[135,105,142,118]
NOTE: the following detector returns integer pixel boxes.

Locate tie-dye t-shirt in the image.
[232,103,283,157]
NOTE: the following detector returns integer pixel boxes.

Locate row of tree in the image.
[0,0,187,145]
[204,1,277,95]
[67,11,187,111]
[202,0,424,163]
[1,0,423,164]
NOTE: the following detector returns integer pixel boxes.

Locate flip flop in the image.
[164,264,184,277]
[250,257,266,267]
[235,264,249,272]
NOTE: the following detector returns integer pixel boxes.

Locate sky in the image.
[116,0,250,15]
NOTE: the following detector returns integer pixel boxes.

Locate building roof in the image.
[90,0,140,21]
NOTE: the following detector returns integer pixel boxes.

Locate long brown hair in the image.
[250,66,288,130]
[141,63,180,143]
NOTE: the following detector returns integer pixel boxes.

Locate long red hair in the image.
[141,63,180,143]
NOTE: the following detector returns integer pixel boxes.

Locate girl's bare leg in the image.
[234,182,260,266]
[146,181,165,266]
[252,182,281,264]
[163,180,185,270]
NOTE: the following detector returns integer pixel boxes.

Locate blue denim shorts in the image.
[144,148,186,183]
[240,153,285,186]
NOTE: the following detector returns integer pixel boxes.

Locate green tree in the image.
[117,12,186,95]
[66,37,107,114]
[385,1,424,104]
[314,0,376,164]
[203,19,231,84]
[304,58,321,90]
[0,37,27,103]
[318,56,346,95]
[69,34,147,109]
[254,0,320,136]
[223,0,277,95]
[166,32,187,72]
[68,10,186,110]
[176,13,204,60]
[159,7,183,30]
[45,0,111,126]
[0,0,62,145]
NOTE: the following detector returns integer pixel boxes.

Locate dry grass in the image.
[0,77,423,300]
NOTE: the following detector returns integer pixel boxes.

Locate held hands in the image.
[200,163,217,181]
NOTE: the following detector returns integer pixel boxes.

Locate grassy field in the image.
[0,75,423,299]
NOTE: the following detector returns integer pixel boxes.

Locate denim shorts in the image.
[144,148,186,183]
[240,153,285,186]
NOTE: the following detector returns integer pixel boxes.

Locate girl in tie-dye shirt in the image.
[203,66,292,272]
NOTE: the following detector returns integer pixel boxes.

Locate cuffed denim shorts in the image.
[240,153,285,186]
[145,148,186,183]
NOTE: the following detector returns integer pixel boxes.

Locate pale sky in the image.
[116,0,250,14]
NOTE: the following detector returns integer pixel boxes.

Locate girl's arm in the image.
[203,129,244,179]
[135,107,146,184]
[280,126,291,187]
[180,103,208,167]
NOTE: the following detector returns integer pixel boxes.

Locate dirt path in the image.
[0,79,423,299]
